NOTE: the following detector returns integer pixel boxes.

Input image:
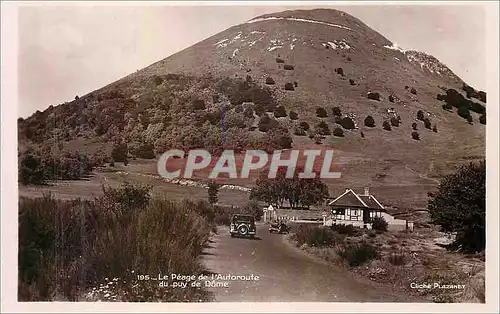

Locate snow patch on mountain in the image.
[247,16,352,31]
[383,42,407,53]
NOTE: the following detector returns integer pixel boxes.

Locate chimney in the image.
[364,187,370,196]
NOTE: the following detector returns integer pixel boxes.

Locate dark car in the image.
[230,214,256,238]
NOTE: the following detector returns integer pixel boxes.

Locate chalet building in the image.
[325,187,414,231]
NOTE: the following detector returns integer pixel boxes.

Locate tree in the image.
[316,107,328,118]
[432,124,438,133]
[372,216,388,231]
[412,122,418,130]
[390,117,400,127]
[458,105,470,120]
[263,127,293,149]
[382,121,391,131]
[289,111,299,120]
[299,121,310,131]
[364,116,375,127]
[340,117,356,129]
[479,114,486,125]
[265,77,275,85]
[317,121,331,135]
[111,141,128,163]
[388,94,395,103]
[423,118,432,129]
[207,181,220,205]
[332,127,344,137]
[332,107,342,117]
[412,131,420,140]
[273,106,287,118]
[428,161,485,253]
[417,110,425,121]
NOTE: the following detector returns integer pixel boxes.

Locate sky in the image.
[18,3,487,118]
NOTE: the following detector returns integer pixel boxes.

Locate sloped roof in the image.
[359,195,385,210]
[328,189,367,208]
[328,188,385,210]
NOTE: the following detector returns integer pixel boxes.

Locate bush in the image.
[332,107,342,117]
[428,160,485,253]
[284,83,294,91]
[316,107,328,118]
[192,99,206,110]
[294,81,298,87]
[243,107,254,118]
[332,127,344,137]
[412,122,418,130]
[111,141,128,163]
[207,181,219,205]
[265,77,275,85]
[388,252,406,265]
[289,111,299,120]
[335,67,344,76]
[258,114,279,132]
[132,143,155,159]
[433,124,438,133]
[263,127,293,149]
[388,94,395,103]
[18,184,214,302]
[337,242,379,267]
[284,64,295,70]
[349,79,355,86]
[372,216,388,231]
[410,87,417,95]
[330,224,358,236]
[467,115,473,124]
[293,127,306,136]
[390,117,400,127]
[479,114,486,125]
[423,118,432,129]
[274,106,287,118]
[276,57,285,63]
[299,121,310,131]
[367,92,380,101]
[361,131,365,138]
[412,131,420,140]
[340,117,356,129]
[383,121,391,131]
[317,121,331,135]
[294,225,341,247]
[364,116,375,127]
[417,110,425,121]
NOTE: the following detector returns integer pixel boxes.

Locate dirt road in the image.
[202,223,419,302]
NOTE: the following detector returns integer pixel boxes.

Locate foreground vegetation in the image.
[18,183,217,302]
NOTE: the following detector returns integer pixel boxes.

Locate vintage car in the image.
[230,214,256,238]
[269,221,291,234]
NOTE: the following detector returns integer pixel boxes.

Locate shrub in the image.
[330,224,358,236]
[412,122,418,130]
[390,117,400,127]
[417,110,425,121]
[428,160,485,253]
[258,114,279,132]
[367,92,380,101]
[332,107,342,117]
[410,87,417,95]
[289,111,299,120]
[467,115,473,124]
[265,77,275,85]
[479,114,486,125]
[293,127,306,136]
[274,106,287,118]
[382,121,391,131]
[284,83,294,91]
[388,251,406,265]
[263,127,293,149]
[192,99,206,110]
[424,118,432,129]
[412,131,420,140]
[299,121,310,131]
[337,242,379,267]
[347,56,352,61]
[335,67,344,76]
[317,121,331,135]
[18,184,214,302]
[283,64,294,70]
[132,143,155,159]
[388,95,395,103]
[340,117,356,129]
[361,131,365,138]
[294,81,298,87]
[276,58,285,63]
[332,127,344,137]
[294,225,341,247]
[349,79,355,85]
[316,107,328,118]
[404,85,409,90]
[372,216,388,231]
[111,141,128,163]
[459,104,471,119]
[207,181,219,205]
[433,124,438,133]
[364,116,375,127]
[243,107,254,118]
